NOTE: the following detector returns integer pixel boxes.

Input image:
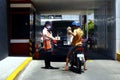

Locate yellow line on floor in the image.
[88,60,93,62]
[6,57,32,80]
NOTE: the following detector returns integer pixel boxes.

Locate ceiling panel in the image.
[31,0,110,14]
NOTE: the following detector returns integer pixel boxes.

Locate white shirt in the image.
[67,33,73,45]
[42,27,53,40]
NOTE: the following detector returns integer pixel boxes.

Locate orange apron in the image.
[43,31,52,50]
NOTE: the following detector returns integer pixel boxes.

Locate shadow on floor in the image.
[35,48,112,61]
[86,49,112,60]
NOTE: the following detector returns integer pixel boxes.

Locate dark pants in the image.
[44,52,51,67]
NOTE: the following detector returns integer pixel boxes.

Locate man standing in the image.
[42,21,58,69]
[65,21,87,71]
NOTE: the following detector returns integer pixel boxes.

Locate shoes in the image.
[48,66,59,69]
[42,66,59,69]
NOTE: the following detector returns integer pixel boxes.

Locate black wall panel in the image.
[11,14,30,39]
[0,0,8,60]
[94,0,116,59]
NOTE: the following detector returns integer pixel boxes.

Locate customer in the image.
[65,21,87,71]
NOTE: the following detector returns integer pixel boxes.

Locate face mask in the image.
[47,26,51,29]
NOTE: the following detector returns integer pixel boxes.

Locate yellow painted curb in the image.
[117,53,120,61]
[6,57,32,80]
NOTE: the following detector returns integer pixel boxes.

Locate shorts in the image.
[67,45,81,58]
[69,45,82,53]
[69,46,74,53]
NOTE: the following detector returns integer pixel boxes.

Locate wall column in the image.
[0,0,8,60]
[116,0,120,61]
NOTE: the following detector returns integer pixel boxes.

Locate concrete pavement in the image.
[16,60,120,80]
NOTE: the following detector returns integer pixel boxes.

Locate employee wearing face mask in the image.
[42,21,58,69]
